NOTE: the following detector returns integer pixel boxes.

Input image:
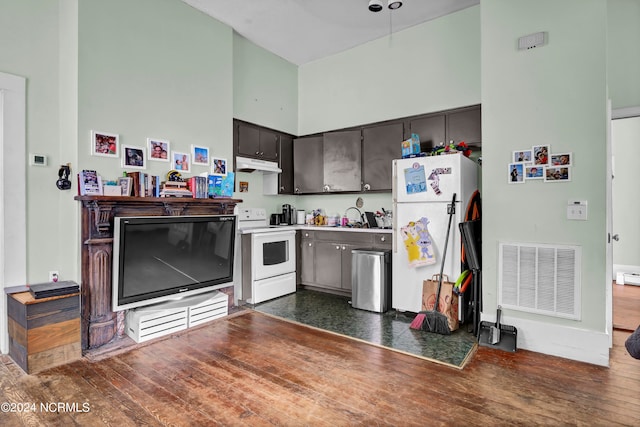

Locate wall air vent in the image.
[518,31,547,50]
[499,242,581,320]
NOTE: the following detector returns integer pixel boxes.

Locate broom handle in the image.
[435,193,456,312]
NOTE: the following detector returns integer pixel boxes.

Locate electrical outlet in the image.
[49,271,59,282]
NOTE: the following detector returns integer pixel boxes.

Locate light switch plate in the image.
[567,200,587,221]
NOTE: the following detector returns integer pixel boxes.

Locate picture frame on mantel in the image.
[91,130,119,158]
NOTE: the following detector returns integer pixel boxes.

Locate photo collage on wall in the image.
[90,130,228,176]
[508,144,572,184]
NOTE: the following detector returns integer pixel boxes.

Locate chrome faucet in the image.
[344,207,363,226]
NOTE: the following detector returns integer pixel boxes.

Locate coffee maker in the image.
[282,204,294,225]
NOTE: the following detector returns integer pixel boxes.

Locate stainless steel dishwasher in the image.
[351,249,391,313]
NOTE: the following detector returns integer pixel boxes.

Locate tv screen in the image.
[112,215,236,311]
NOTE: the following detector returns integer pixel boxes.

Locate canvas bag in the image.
[422,274,459,332]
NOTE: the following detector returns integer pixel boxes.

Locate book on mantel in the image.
[29,281,79,299]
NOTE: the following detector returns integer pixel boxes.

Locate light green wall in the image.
[482,0,608,330]
[298,6,481,135]
[233,33,298,135]
[607,0,640,110]
[0,0,64,283]
[78,0,233,178]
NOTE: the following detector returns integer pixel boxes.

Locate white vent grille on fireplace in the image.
[499,242,581,320]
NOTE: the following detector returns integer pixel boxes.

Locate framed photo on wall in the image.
[212,157,227,176]
[147,138,170,162]
[532,145,550,166]
[191,145,209,166]
[550,152,572,166]
[525,165,544,180]
[91,130,119,158]
[544,166,571,182]
[513,149,532,163]
[508,162,524,184]
[172,151,190,173]
[122,145,146,170]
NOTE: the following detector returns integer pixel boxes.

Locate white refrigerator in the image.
[392,154,478,313]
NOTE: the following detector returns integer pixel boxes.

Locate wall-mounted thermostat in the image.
[29,153,48,166]
[518,31,547,50]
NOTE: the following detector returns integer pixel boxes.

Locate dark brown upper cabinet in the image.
[446,106,482,146]
[362,122,404,191]
[407,113,446,153]
[322,130,362,193]
[235,120,278,161]
[278,134,294,194]
[293,136,324,194]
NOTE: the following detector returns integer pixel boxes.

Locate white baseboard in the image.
[481,314,610,367]
[613,264,640,284]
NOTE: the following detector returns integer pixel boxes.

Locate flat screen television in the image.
[112,215,236,311]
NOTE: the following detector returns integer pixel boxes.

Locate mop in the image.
[410,193,456,335]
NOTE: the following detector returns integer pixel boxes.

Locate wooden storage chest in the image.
[7,291,81,374]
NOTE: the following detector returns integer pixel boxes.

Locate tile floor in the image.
[253,289,477,368]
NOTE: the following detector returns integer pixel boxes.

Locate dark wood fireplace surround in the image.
[75,196,241,351]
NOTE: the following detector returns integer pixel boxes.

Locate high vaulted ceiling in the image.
[182,0,479,65]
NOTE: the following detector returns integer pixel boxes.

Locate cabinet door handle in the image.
[336,245,340,250]
[304,232,309,237]
[308,242,312,247]
[255,151,260,155]
[280,186,285,191]
[380,236,386,242]
[323,185,330,192]
[295,187,300,194]
[342,246,346,250]
[363,183,371,191]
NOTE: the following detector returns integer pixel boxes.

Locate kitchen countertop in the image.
[240,225,393,234]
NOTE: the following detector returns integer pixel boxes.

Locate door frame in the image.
[0,71,27,354]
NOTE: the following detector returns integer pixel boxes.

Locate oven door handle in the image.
[252,230,296,241]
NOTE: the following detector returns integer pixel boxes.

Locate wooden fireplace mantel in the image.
[75,196,242,351]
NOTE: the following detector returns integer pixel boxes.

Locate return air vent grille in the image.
[499,242,580,320]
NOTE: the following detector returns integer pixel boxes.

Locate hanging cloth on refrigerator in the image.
[401,217,436,268]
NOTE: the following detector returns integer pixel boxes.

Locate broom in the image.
[410,193,457,335]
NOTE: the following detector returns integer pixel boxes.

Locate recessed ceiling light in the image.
[368,0,383,12]
[388,0,403,10]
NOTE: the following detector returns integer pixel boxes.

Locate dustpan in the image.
[477,306,517,352]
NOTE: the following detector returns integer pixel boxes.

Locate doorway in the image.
[611,112,640,332]
[0,71,27,354]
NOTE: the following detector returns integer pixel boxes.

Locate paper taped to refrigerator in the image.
[400,217,436,268]
[403,164,427,194]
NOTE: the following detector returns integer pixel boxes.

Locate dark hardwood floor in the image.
[613,281,640,331]
[1,307,639,426]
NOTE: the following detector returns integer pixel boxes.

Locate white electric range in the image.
[234,208,296,305]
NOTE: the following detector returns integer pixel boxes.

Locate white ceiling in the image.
[181,0,479,65]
